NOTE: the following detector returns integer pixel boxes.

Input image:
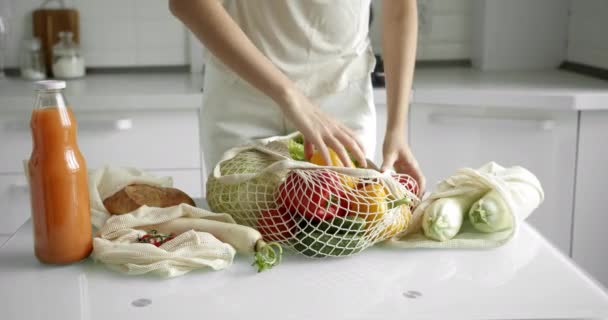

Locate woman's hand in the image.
[380,130,426,194]
[278,87,367,168]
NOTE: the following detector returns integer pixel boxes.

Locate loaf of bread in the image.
[103,184,195,215]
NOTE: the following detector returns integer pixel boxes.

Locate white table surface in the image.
[1,219,607,320]
[0,235,9,248]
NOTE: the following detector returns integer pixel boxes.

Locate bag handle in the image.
[212,133,390,183]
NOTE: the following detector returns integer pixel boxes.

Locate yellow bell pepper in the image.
[349,184,388,222]
[380,205,411,238]
[310,148,357,189]
[349,183,412,239]
[310,148,355,168]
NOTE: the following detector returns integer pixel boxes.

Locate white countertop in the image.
[402,68,608,110]
[1,219,608,320]
[1,68,607,112]
[0,73,205,112]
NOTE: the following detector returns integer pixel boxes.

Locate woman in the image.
[170,0,425,191]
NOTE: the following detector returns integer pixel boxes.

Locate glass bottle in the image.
[28,80,92,264]
[20,38,46,80]
[52,31,85,79]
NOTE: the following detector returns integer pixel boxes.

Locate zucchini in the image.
[422,191,484,241]
[468,189,513,233]
[299,215,366,235]
[293,231,365,258]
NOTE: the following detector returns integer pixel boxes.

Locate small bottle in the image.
[20,38,46,81]
[28,80,92,264]
[52,31,85,79]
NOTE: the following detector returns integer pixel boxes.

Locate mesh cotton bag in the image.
[88,166,237,277]
[206,133,421,258]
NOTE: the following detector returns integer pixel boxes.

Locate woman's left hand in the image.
[380,130,426,194]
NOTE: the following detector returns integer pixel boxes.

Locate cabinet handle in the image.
[4,118,133,132]
[428,113,555,131]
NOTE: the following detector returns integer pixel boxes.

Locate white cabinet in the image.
[572,111,608,287]
[0,110,200,173]
[0,108,203,235]
[409,104,578,254]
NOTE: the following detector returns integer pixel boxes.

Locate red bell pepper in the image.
[257,207,297,242]
[276,169,347,221]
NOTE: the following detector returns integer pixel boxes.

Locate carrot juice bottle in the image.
[28,80,92,264]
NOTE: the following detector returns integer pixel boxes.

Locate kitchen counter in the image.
[377,68,608,110]
[1,218,608,320]
[0,73,205,112]
[1,68,607,112]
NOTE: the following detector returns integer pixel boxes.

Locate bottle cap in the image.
[35,80,66,90]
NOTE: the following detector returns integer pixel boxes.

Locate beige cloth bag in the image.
[89,167,236,277]
[386,162,544,249]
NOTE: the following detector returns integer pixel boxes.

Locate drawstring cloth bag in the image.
[89,167,236,277]
[385,162,544,249]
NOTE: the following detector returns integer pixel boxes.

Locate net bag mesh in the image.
[207,136,420,258]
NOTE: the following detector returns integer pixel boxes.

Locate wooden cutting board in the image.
[33,9,80,76]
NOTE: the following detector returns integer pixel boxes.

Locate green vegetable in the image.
[206,150,282,217]
[288,139,306,161]
[303,215,366,235]
[292,134,304,145]
[422,192,483,241]
[468,189,513,233]
[293,231,365,257]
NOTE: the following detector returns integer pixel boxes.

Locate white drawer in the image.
[0,110,200,173]
[0,174,30,235]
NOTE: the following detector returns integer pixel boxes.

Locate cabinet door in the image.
[410,104,578,254]
[0,110,200,173]
[572,111,608,287]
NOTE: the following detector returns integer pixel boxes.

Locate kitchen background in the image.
[0,0,607,287]
[2,0,606,70]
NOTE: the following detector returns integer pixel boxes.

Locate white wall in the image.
[3,0,187,68]
[370,0,473,61]
[567,0,608,69]
[472,0,570,70]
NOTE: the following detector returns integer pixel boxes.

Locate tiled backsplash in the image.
[567,0,608,69]
[3,0,188,68]
[2,0,472,69]
[370,0,473,60]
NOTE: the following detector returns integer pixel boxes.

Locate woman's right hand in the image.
[278,87,367,168]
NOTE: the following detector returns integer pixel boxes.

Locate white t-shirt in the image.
[207,0,376,98]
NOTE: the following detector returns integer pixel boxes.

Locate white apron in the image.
[200,0,377,174]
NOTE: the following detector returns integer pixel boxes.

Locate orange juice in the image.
[28,80,92,264]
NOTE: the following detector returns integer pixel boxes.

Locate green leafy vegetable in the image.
[288,139,306,161]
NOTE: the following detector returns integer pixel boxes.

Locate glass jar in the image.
[20,38,46,80]
[52,31,85,79]
[29,80,92,264]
